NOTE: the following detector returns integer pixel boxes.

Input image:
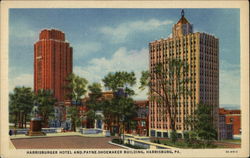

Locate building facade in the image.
[149,10,219,137]
[219,108,241,139]
[132,100,149,136]
[34,29,73,102]
[77,91,149,136]
[219,114,233,140]
[219,114,227,139]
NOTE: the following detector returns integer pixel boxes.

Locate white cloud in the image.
[73,42,102,58]
[9,73,33,92]
[100,19,173,43]
[10,21,38,46]
[74,47,149,99]
[219,60,240,105]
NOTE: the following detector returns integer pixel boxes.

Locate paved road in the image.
[11,136,123,149]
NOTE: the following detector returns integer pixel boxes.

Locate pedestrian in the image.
[9,129,13,136]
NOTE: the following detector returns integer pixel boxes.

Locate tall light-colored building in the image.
[149,10,219,137]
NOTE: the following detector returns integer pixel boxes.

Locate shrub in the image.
[157,139,161,144]
[170,130,178,143]
[112,138,123,144]
[183,132,190,144]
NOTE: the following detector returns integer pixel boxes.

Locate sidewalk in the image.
[9,140,16,149]
[10,132,105,140]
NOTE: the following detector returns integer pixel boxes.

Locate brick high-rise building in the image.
[34,29,73,102]
[149,10,219,137]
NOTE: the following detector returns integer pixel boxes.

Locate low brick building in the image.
[218,114,227,139]
[76,91,149,136]
[127,100,149,136]
[219,108,241,139]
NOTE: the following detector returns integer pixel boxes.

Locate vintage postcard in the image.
[0,0,249,158]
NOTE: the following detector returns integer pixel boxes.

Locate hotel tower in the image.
[149,10,219,137]
[34,29,73,102]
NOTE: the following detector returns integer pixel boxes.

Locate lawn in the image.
[151,138,241,149]
[9,125,28,129]
[151,138,218,149]
[220,139,241,144]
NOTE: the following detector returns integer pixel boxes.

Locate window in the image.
[230,118,234,123]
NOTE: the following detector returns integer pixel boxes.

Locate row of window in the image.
[151,42,197,52]
[150,123,194,130]
[151,43,218,55]
[200,48,219,55]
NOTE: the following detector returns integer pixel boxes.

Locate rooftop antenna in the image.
[181,9,184,17]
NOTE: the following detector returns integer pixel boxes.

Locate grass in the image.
[155,138,241,149]
[9,125,28,129]
[220,139,241,144]
[152,138,218,149]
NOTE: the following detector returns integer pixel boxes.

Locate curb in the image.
[10,134,80,140]
[10,133,107,140]
[108,141,133,149]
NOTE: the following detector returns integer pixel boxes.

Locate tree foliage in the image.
[36,89,57,127]
[140,58,190,132]
[66,73,88,131]
[102,71,136,96]
[185,103,217,147]
[85,82,103,127]
[66,106,80,131]
[102,71,138,134]
[88,82,102,98]
[9,86,35,128]
[66,73,88,102]
[170,130,178,144]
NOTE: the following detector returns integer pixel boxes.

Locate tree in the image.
[102,71,136,95]
[185,103,217,147]
[102,71,137,136]
[9,87,34,128]
[115,96,137,137]
[140,59,190,134]
[170,130,178,144]
[66,73,88,103]
[9,90,20,128]
[66,106,81,131]
[66,73,88,131]
[128,120,137,134]
[36,89,57,127]
[85,82,103,128]
[101,99,114,131]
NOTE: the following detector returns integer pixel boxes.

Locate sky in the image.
[9,8,240,109]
